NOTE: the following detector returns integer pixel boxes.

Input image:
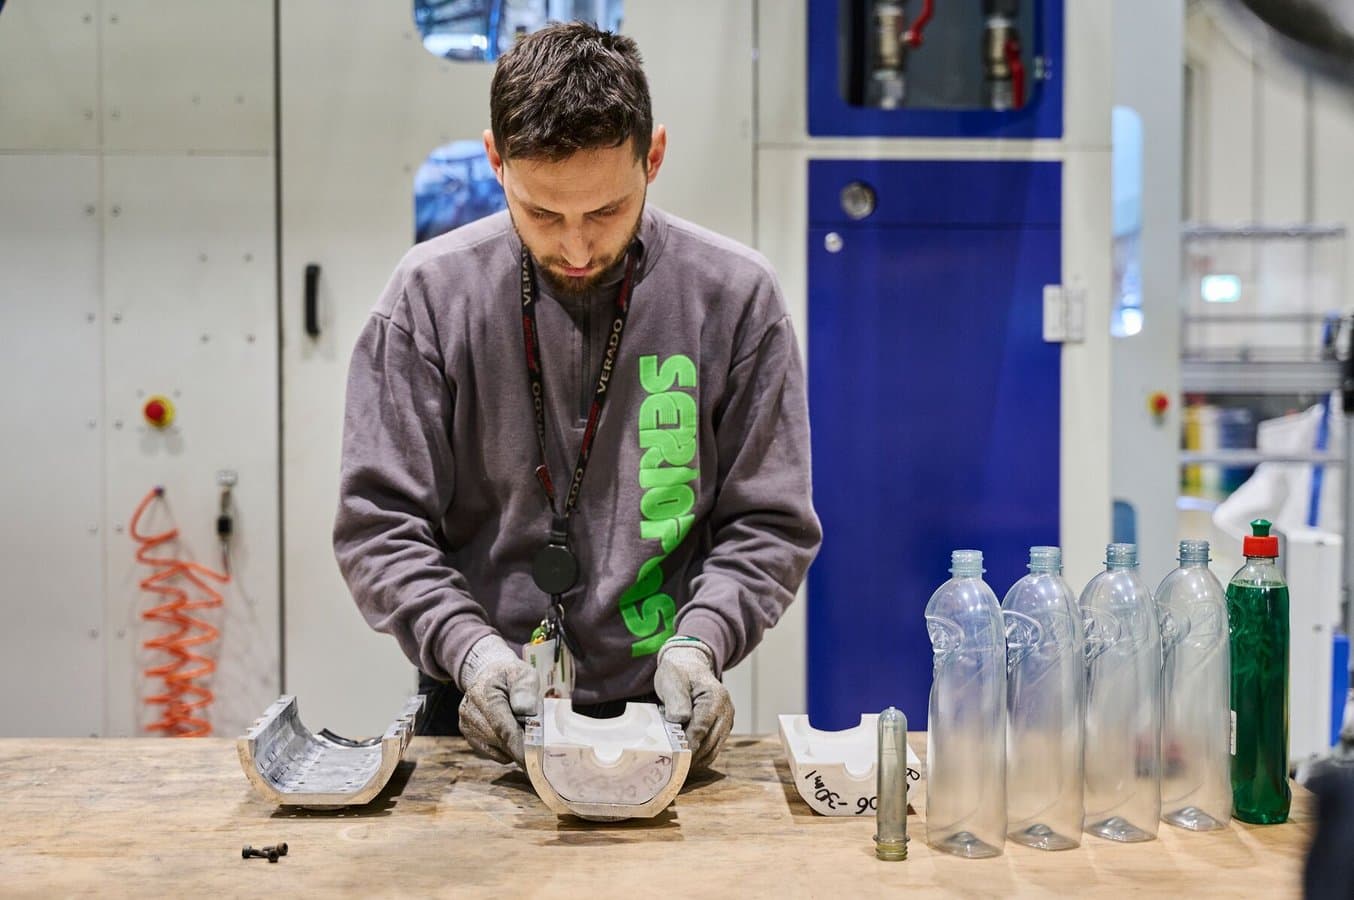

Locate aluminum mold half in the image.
[524,698,692,821]
[237,694,424,808]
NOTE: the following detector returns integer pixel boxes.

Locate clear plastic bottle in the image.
[1002,546,1085,850]
[925,549,1006,858]
[1155,539,1232,830]
[1227,519,1291,824]
[1079,542,1163,842]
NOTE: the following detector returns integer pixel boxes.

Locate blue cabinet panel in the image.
[808,159,1062,228]
[807,0,1064,139]
[806,159,1062,730]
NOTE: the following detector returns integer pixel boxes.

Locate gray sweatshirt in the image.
[333,205,821,704]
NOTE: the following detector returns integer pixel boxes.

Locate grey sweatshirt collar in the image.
[501,204,670,307]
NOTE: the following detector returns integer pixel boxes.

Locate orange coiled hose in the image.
[130,487,230,737]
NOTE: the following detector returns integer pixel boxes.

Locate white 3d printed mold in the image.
[237,695,423,808]
[779,713,921,817]
[524,698,692,821]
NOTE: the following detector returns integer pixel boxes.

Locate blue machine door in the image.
[807,159,1062,730]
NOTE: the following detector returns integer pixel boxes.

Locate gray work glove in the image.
[457,634,540,768]
[654,636,733,772]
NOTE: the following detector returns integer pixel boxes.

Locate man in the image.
[333,22,820,771]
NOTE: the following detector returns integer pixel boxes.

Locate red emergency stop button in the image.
[1149,392,1170,417]
[143,395,175,429]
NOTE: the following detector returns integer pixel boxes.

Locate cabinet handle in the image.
[304,263,321,338]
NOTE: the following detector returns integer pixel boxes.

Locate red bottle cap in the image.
[1243,519,1279,558]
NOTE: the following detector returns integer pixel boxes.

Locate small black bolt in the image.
[263,842,289,857]
[242,845,263,859]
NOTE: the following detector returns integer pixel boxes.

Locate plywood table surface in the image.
[0,734,1313,898]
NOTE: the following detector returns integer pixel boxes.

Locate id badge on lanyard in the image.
[527,617,576,700]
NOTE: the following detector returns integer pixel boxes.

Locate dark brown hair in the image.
[489,22,652,163]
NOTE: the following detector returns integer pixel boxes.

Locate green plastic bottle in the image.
[1226,519,1291,824]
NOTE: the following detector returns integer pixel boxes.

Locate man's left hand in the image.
[654,636,733,771]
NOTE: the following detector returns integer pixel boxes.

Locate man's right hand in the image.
[456,634,540,767]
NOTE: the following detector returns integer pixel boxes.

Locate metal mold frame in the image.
[237,694,424,807]
[524,699,692,821]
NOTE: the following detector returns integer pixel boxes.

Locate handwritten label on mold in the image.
[803,769,876,816]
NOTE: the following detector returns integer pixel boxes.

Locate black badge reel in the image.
[532,544,578,596]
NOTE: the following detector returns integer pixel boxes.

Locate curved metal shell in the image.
[237,695,423,808]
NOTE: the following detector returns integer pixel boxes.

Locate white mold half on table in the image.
[779,714,921,817]
[237,695,423,808]
[525,699,692,821]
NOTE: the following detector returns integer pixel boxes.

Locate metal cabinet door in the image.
[806,159,1062,729]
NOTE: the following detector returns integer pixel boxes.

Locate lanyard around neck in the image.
[519,245,638,531]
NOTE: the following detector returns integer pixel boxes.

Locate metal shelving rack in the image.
[1178,222,1351,640]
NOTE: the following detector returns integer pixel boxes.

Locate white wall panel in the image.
[1195,13,1256,223]
[1063,0,1112,153]
[1313,80,1354,319]
[101,0,273,153]
[1111,0,1184,585]
[1258,62,1307,222]
[0,2,279,738]
[1184,59,1208,220]
[628,1,754,244]
[1057,0,1114,595]
[281,2,472,736]
[0,0,99,151]
[757,0,808,145]
[752,147,808,732]
[102,154,278,737]
[0,155,104,736]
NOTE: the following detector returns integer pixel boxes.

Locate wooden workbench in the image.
[0,735,1312,898]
